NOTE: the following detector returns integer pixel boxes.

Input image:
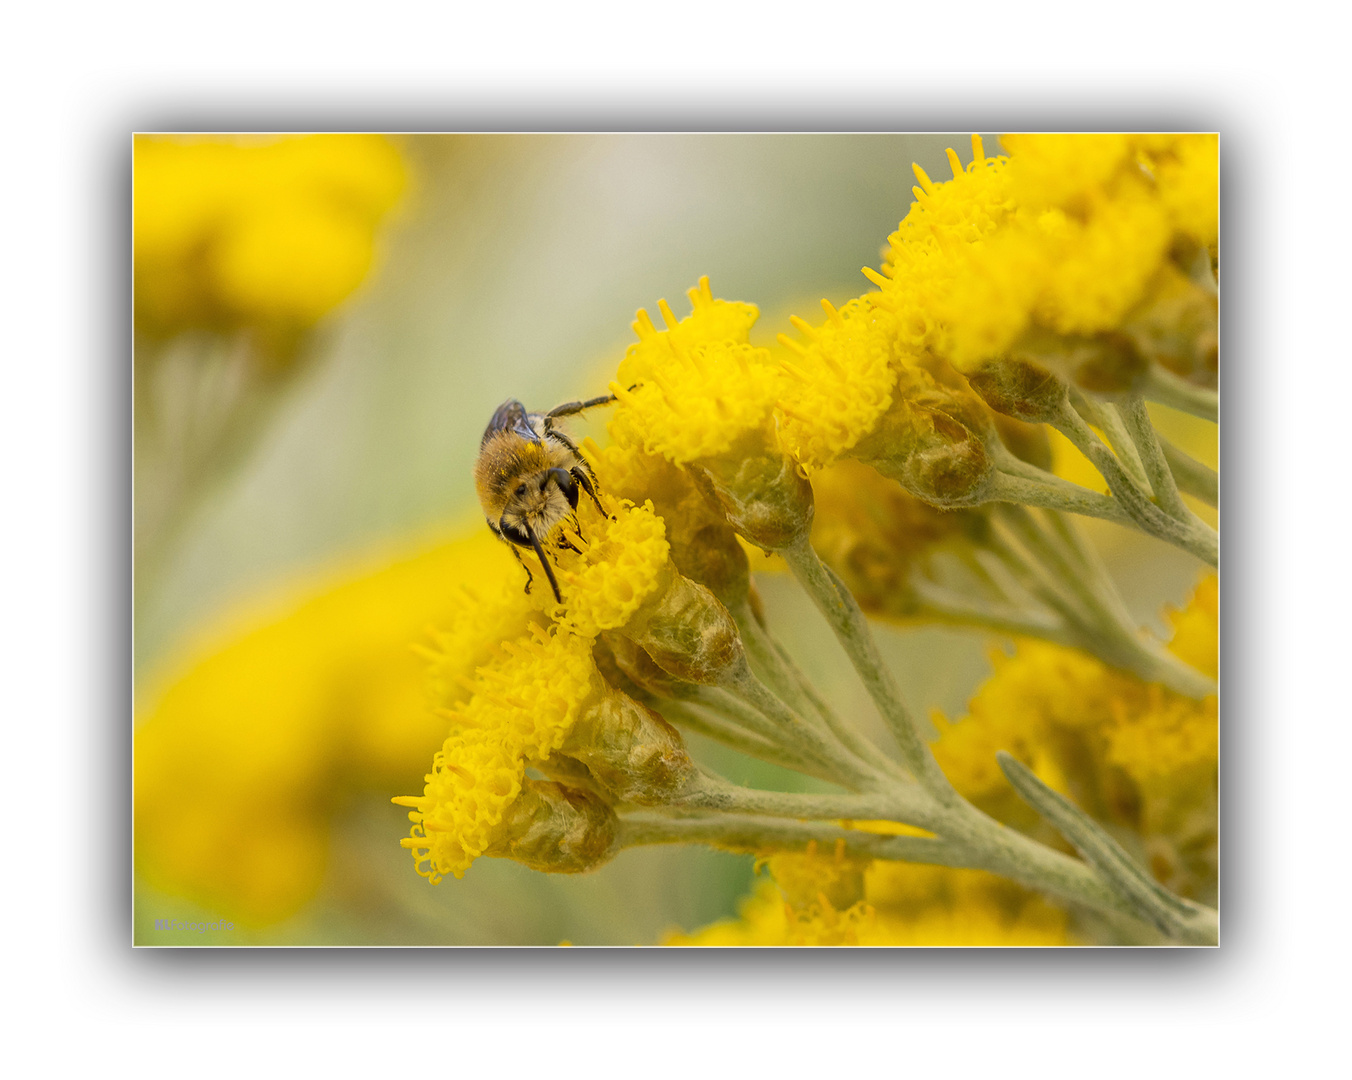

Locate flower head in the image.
[546,497,675,640]
[398,623,611,881]
[608,278,814,550]
[609,277,775,466]
[776,298,900,471]
[862,133,1218,409]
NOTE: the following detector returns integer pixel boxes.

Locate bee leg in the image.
[571,465,607,517]
[523,524,564,605]
[507,544,536,595]
[544,393,618,423]
[556,533,583,554]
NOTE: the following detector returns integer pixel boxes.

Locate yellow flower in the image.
[549,498,675,640]
[134,134,407,337]
[877,136,1020,365]
[1001,132,1135,212]
[398,624,603,881]
[398,498,714,882]
[609,278,779,466]
[776,298,901,471]
[134,528,503,924]
[664,881,875,946]
[861,134,1216,400]
[1148,134,1220,249]
[1035,187,1173,336]
[1164,572,1218,679]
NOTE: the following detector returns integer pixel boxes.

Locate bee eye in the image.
[515,483,528,497]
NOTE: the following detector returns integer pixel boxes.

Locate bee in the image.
[474,394,615,604]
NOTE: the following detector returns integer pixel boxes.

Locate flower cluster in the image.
[389,135,1219,948]
[395,495,742,882]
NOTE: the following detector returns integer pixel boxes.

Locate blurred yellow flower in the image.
[668,862,1071,947]
[134,528,506,925]
[133,134,408,338]
[931,572,1218,900]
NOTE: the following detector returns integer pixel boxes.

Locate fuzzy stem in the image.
[997,506,1216,698]
[732,595,910,781]
[986,470,1130,525]
[1074,392,1151,491]
[673,774,935,827]
[616,808,1217,942]
[719,660,882,791]
[1159,438,1218,508]
[1142,366,1218,423]
[1051,399,1219,566]
[780,535,955,798]
[660,700,836,782]
[910,577,1075,642]
[1117,394,1192,520]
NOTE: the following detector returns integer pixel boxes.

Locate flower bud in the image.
[964,355,1069,425]
[482,778,619,874]
[848,369,995,508]
[622,572,746,685]
[599,631,698,701]
[1009,326,1148,395]
[561,685,699,804]
[688,428,816,551]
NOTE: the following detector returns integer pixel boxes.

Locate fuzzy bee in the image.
[474,394,615,604]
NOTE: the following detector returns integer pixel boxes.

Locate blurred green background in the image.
[133,134,1208,945]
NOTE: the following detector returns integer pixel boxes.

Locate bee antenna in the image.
[524,523,564,605]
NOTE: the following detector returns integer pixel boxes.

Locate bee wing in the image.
[481,399,540,447]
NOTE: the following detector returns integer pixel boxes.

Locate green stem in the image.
[1142,365,1218,423]
[659,700,834,782]
[1052,399,1219,566]
[1159,438,1218,508]
[780,535,955,798]
[997,506,1216,699]
[617,811,955,865]
[732,595,909,781]
[617,807,1217,941]
[1117,394,1192,520]
[674,774,935,827]
[986,470,1130,525]
[997,752,1218,943]
[727,596,817,719]
[1074,392,1151,491]
[718,660,881,791]
[911,577,1075,642]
